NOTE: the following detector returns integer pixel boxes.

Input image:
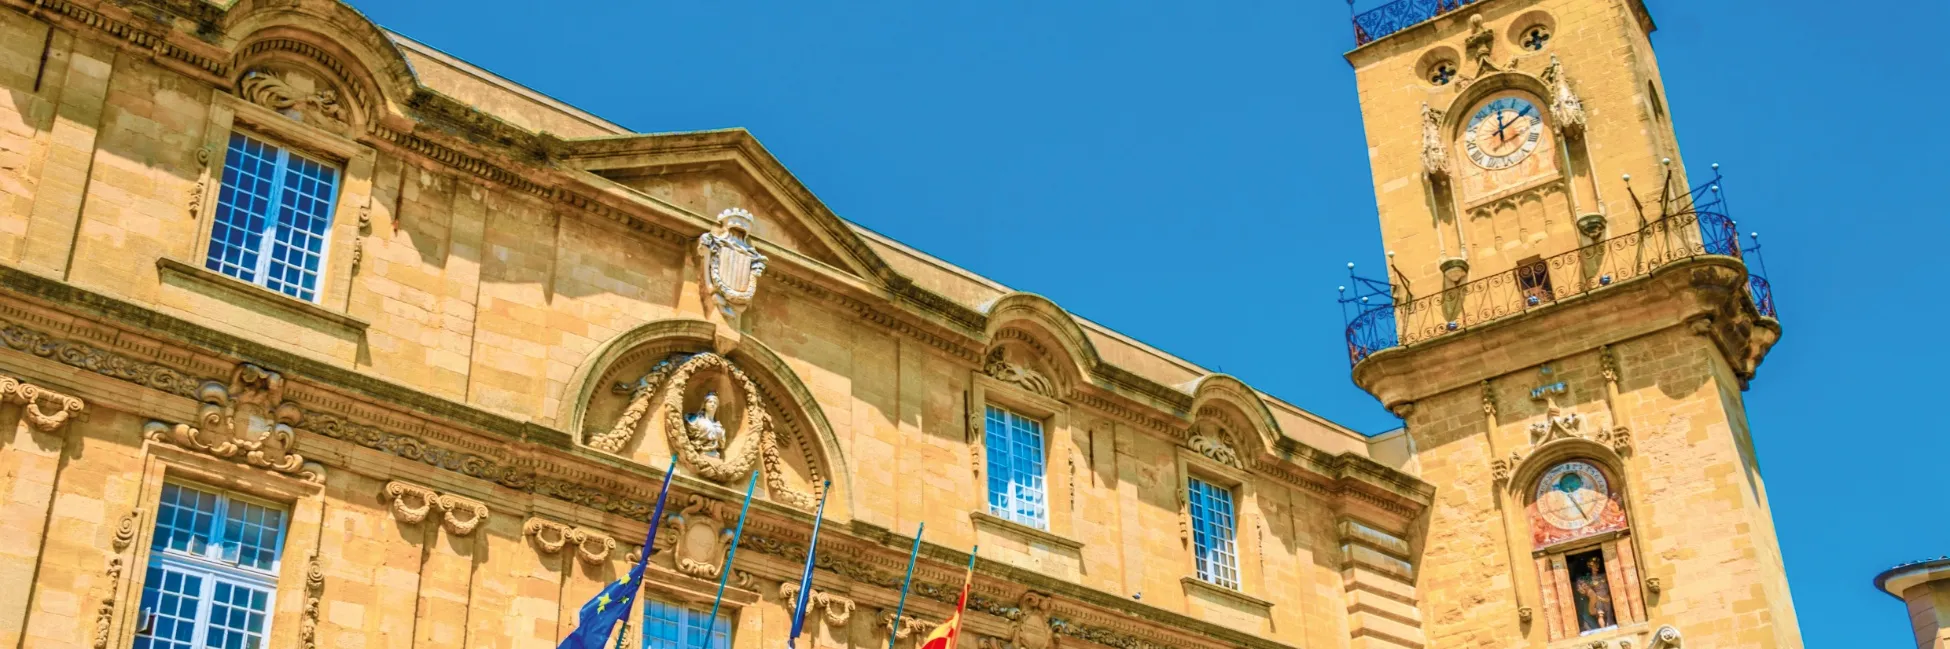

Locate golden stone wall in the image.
[0,2,1430,649]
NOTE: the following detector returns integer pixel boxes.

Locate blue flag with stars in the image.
[558,457,679,649]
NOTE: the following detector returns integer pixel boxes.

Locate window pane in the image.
[220,498,284,573]
[206,133,280,283]
[134,564,203,649]
[263,149,337,302]
[982,405,1047,529]
[1189,477,1240,589]
[154,483,220,557]
[205,578,272,649]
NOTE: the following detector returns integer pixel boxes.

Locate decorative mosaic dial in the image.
[1534,461,1611,531]
[1463,96,1545,170]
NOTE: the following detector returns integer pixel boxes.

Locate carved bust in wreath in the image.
[685,391,728,458]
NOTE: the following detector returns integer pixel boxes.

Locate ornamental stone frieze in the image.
[142,363,321,483]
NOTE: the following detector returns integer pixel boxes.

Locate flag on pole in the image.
[558,457,680,649]
[919,546,978,649]
[885,523,925,649]
[785,480,834,649]
[697,470,761,648]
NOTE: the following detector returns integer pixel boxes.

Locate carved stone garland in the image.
[385,481,490,538]
[523,518,616,565]
[143,363,320,483]
[299,554,324,649]
[0,374,85,433]
[595,352,822,510]
[778,581,856,627]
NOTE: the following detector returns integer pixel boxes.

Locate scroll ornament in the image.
[879,612,931,639]
[384,481,437,524]
[1,375,85,433]
[1188,430,1242,469]
[1013,591,1056,649]
[299,554,324,649]
[143,364,319,483]
[983,348,1055,397]
[435,493,490,536]
[239,70,350,133]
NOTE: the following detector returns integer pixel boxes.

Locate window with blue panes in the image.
[640,596,730,649]
[983,404,1048,530]
[135,482,287,649]
[1188,476,1241,590]
[206,131,340,302]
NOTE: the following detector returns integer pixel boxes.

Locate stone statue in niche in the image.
[593,352,826,510]
[696,207,768,321]
[1464,14,1499,76]
[685,391,728,458]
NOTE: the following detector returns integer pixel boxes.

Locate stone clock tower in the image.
[1340,0,1797,648]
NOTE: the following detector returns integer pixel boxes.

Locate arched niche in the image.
[982,293,1101,396]
[221,0,419,127]
[558,319,850,517]
[1509,443,1650,640]
[1188,374,1284,464]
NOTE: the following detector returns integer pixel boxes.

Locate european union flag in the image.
[558,457,679,649]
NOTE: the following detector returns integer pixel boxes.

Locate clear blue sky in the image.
[346,0,1945,645]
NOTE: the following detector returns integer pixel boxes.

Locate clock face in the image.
[1463,96,1545,170]
[1534,461,1612,531]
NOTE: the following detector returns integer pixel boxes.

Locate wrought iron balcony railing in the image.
[1337,169,1777,366]
[1349,0,1480,46]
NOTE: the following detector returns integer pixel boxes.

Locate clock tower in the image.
[1339,1,1798,648]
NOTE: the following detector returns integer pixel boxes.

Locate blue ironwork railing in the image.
[1338,168,1779,366]
[1350,0,1480,46]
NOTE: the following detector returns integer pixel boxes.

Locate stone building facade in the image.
[0,1,1799,649]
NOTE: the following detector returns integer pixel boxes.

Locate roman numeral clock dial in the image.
[1463,97,1546,170]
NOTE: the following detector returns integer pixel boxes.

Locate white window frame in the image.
[983,404,1049,530]
[134,482,287,649]
[204,130,341,303]
[639,595,731,649]
[1188,475,1241,590]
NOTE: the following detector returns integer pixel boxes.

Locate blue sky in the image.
[346,0,1946,644]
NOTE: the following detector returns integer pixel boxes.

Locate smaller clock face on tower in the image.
[1530,460,1631,547]
[1463,96,1545,170]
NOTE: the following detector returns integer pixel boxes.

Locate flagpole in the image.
[785,480,835,649]
[697,470,759,649]
[613,457,679,649]
[885,523,924,649]
[947,547,978,649]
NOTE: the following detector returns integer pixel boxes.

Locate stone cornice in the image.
[0,273,1295,649]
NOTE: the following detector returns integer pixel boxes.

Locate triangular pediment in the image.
[560,129,891,286]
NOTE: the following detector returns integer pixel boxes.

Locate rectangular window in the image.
[1188,476,1240,589]
[206,131,340,302]
[640,596,731,649]
[1516,255,1555,304]
[135,482,287,649]
[983,404,1048,530]
[1566,548,1618,634]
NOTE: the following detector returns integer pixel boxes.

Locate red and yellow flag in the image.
[919,557,976,649]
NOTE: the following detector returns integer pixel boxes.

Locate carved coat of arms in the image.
[697,207,768,319]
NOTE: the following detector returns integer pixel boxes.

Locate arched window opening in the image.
[1527,459,1647,640]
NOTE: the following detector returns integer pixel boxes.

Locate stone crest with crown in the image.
[697,207,768,323]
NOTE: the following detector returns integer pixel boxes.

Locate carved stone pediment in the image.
[238,69,352,135]
[144,363,319,482]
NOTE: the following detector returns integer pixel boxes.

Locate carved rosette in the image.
[143,364,319,482]
[778,581,856,627]
[983,347,1056,397]
[0,375,85,433]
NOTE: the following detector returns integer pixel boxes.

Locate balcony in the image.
[1338,168,1777,367]
[1349,0,1482,47]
